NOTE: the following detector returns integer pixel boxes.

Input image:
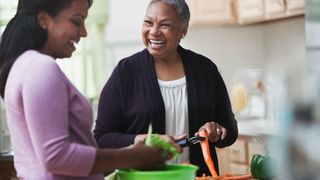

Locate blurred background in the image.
[1,0,320,179]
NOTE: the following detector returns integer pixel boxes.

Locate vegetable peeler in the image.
[176,136,206,148]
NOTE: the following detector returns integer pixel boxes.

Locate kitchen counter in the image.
[0,151,16,179]
[237,119,279,136]
[0,151,13,161]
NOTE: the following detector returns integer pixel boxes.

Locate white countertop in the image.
[237,119,279,136]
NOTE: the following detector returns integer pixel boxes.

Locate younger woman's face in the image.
[39,0,89,59]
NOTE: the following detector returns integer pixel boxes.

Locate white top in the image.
[158,76,189,163]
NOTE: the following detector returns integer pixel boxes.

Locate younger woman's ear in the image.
[37,11,50,29]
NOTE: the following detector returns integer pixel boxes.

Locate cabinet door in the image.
[216,148,230,175]
[228,139,247,163]
[248,142,266,162]
[188,0,235,26]
[286,0,305,11]
[264,0,286,17]
[229,163,249,175]
[234,0,264,24]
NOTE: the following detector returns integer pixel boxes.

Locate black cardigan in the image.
[94,46,238,176]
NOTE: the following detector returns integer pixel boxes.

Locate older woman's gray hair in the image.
[149,0,190,25]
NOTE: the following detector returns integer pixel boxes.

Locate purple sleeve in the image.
[94,66,136,148]
[22,59,96,176]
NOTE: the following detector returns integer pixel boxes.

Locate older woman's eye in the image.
[143,20,153,26]
[161,23,171,28]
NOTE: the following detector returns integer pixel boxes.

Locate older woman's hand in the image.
[195,122,227,142]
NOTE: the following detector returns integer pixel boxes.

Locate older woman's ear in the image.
[181,23,188,37]
[181,30,188,39]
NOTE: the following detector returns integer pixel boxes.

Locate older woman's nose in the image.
[150,25,161,36]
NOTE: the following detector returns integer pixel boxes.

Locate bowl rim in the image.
[116,164,199,175]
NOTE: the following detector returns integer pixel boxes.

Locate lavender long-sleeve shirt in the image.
[4,50,103,180]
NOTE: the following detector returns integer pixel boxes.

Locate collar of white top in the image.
[158,76,186,87]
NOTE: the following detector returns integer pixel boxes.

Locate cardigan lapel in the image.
[143,49,166,134]
[178,46,200,136]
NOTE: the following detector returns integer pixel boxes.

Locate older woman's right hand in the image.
[130,142,167,170]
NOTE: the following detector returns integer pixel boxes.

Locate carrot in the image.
[222,173,253,180]
[199,130,219,179]
[195,174,253,180]
[180,162,192,165]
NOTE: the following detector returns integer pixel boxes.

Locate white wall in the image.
[104,0,148,76]
[104,0,306,91]
[184,17,306,89]
[182,25,265,88]
[106,0,148,43]
[264,17,306,78]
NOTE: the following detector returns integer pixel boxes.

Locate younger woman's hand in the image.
[134,133,186,155]
[130,142,167,170]
[158,134,187,154]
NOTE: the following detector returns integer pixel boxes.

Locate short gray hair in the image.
[149,0,190,25]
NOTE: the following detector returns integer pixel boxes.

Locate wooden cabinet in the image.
[187,0,236,26]
[264,0,286,18]
[216,135,270,175]
[228,139,247,163]
[286,0,305,12]
[229,163,249,175]
[247,141,266,161]
[235,0,305,24]
[264,0,304,21]
[234,0,265,24]
[227,138,249,174]
[187,0,304,26]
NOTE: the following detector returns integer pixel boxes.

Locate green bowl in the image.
[116,164,198,180]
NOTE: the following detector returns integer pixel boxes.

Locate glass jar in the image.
[231,68,266,120]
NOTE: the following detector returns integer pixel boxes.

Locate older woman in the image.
[94,0,238,176]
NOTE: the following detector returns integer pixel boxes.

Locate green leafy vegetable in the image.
[145,124,179,159]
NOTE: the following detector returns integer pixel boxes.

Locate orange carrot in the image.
[180,162,192,165]
[222,173,253,180]
[199,130,219,179]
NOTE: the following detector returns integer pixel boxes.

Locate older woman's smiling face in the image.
[141,2,187,60]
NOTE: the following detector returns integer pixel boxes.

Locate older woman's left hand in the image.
[195,122,227,142]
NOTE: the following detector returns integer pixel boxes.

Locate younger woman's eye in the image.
[71,19,82,26]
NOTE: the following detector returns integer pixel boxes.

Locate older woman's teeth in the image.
[149,40,164,47]
[150,40,164,45]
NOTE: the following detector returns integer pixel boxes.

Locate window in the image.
[0,0,108,151]
[0,0,18,33]
[0,0,17,153]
